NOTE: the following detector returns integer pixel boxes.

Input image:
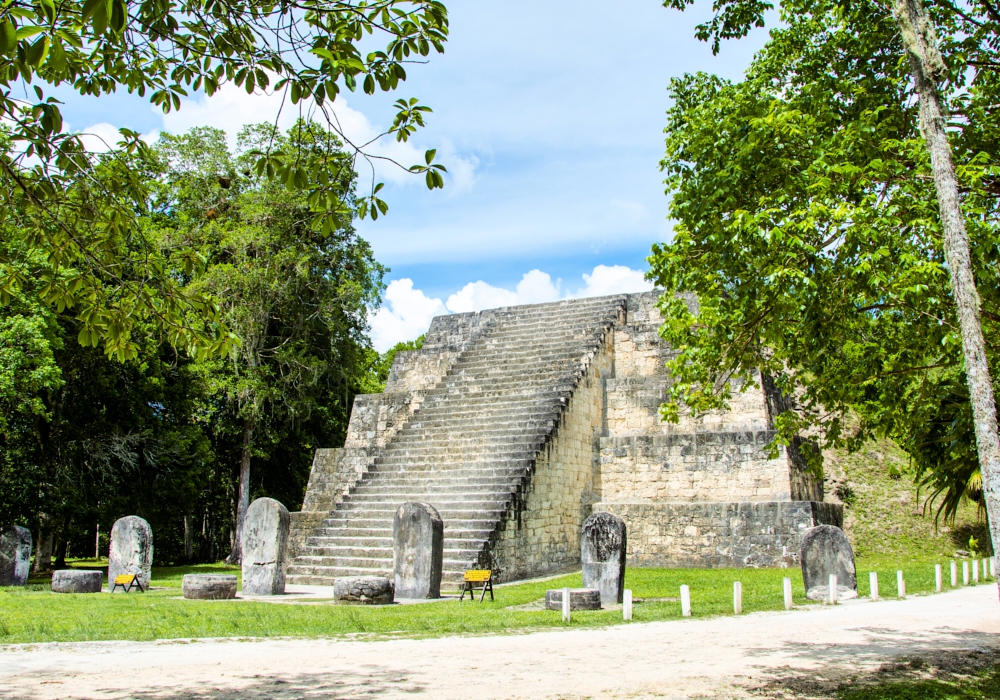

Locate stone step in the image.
[306,531,492,547]
[286,568,469,585]
[302,544,484,559]
[349,484,517,497]
[359,469,528,482]
[290,554,477,569]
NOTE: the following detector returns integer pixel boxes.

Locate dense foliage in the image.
[0,0,447,361]
[650,0,1000,521]
[0,122,393,565]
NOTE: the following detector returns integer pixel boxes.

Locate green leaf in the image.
[15,25,44,40]
[0,21,16,57]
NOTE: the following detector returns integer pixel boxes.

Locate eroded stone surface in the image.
[545,588,602,611]
[334,576,394,604]
[108,516,153,590]
[241,497,290,596]
[182,574,237,600]
[0,525,32,586]
[393,502,443,599]
[581,512,626,606]
[51,569,102,593]
[801,524,858,601]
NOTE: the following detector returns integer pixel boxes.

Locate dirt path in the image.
[2,585,998,700]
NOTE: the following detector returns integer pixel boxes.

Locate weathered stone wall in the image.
[486,334,614,581]
[593,501,842,568]
[597,431,798,503]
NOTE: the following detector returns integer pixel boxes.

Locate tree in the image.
[151,122,384,563]
[651,0,1000,534]
[0,0,448,361]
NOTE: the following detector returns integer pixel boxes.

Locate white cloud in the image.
[446,269,560,313]
[78,122,160,152]
[570,264,653,298]
[369,279,447,352]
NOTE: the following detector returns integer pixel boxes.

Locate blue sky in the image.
[58,0,769,350]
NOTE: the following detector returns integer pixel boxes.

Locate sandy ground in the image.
[1,585,998,700]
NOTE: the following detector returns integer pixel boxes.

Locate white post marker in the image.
[783,577,793,610]
[935,564,942,592]
[952,560,958,586]
[897,570,906,598]
[974,559,981,583]
[985,559,990,580]
[680,584,691,617]
[869,571,879,601]
[733,582,742,614]
[992,557,996,578]
[95,524,100,559]
[828,574,838,605]
[963,561,970,585]
[562,587,571,623]
[623,589,633,621]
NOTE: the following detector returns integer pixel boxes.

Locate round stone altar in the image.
[182,574,237,600]
[544,588,602,611]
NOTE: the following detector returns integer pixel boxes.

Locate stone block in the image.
[0,525,32,586]
[800,524,857,601]
[545,588,602,610]
[241,497,290,596]
[581,512,627,605]
[393,502,443,598]
[182,574,237,600]
[51,569,102,593]
[108,516,153,590]
[334,576,395,604]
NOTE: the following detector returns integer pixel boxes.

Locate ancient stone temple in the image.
[285,291,841,588]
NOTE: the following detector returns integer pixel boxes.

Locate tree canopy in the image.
[650,0,1000,520]
[0,0,447,361]
[0,120,389,565]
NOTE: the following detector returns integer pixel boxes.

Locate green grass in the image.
[837,662,1000,700]
[1,556,991,645]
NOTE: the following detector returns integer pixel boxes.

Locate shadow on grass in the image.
[751,647,1000,699]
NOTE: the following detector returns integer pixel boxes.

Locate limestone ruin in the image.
[285,292,841,588]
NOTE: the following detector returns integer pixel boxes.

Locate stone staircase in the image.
[286,295,627,589]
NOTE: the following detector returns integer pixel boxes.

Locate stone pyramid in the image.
[285,292,840,588]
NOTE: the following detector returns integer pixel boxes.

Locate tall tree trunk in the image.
[226,416,255,565]
[183,515,194,562]
[894,0,1000,596]
[33,515,52,573]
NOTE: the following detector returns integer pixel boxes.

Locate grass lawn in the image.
[0,554,990,644]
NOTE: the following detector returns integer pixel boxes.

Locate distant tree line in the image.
[0,122,396,567]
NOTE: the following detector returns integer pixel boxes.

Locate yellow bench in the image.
[459,569,494,602]
[111,573,146,593]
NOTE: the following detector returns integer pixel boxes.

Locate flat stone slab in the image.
[51,570,103,594]
[545,588,602,611]
[334,576,395,605]
[182,574,237,600]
